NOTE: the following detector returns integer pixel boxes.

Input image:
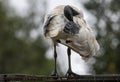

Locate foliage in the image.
[0,1,53,75]
[0,0,120,75]
[84,0,120,74]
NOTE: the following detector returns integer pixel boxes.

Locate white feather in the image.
[43,5,100,61]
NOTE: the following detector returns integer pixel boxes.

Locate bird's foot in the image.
[65,69,80,78]
[50,70,59,79]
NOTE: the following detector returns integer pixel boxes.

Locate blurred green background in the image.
[0,0,120,75]
[0,0,53,75]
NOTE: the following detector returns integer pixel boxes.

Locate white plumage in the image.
[43,5,99,60]
[43,5,100,76]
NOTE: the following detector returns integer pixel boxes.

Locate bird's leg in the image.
[51,44,58,77]
[51,39,61,77]
[66,48,72,77]
[65,48,80,78]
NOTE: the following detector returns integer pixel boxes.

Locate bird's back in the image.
[43,5,82,38]
[43,5,100,61]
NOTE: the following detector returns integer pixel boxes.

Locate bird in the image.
[43,5,100,77]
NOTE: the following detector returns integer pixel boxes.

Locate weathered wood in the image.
[0,74,120,82]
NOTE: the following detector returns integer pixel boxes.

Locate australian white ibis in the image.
[43,5,100,77]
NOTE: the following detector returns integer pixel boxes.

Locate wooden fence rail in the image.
[0,74,120,82]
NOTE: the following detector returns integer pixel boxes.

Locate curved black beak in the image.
[44,15,56,36]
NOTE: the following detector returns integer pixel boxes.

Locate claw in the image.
[65,70,80,78]
[50,71,59,79]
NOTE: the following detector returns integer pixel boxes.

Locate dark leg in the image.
[65,48,80,77]
[51,44,58,77]
[67,48,72,75]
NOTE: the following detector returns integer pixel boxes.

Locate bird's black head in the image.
[64,5,79,21]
